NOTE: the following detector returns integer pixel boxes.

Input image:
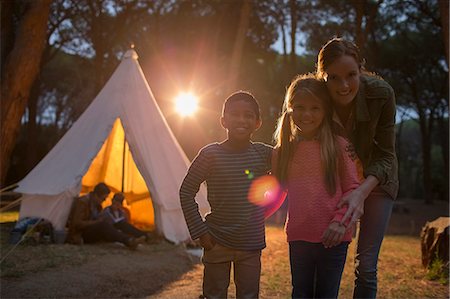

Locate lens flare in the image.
[248,175,285,208]
[244,169,254,179]
[175,92,198,117]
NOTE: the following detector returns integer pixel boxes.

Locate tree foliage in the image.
[2,0,448,202]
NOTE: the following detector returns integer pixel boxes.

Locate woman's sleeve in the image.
[364,87,397,185]
[179,148,210,240]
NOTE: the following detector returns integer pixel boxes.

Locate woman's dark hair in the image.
[316,37,364,79]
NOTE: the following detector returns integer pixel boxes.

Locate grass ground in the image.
[1,198,449,298]
[258,226,449,299]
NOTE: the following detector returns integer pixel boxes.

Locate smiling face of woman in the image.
[323,55,361,108]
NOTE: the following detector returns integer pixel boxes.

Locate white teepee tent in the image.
[15,49,209,243]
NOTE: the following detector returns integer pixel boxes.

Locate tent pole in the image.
[122,136,126,193]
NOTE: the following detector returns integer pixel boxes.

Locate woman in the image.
[316,37,398,298]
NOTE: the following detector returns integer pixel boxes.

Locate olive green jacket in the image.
[335,75,399,199]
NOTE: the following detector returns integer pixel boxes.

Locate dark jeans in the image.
[289,240,349,299]
[353,188,393,299]
[114,220,146,238]
[81,221,130,245]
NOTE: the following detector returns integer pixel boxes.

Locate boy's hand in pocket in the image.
[199,232,216,250]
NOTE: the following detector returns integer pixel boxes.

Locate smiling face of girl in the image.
[291,91,325,140]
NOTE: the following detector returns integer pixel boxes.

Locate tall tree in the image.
[227,0,252,93]
[438,0,449,64]
[289,0,297,66]
[0,0,52,186]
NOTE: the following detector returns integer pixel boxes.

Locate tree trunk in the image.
[417,108,434,204]
[227,0,251,94]
[281,22,289,69]
[289,0,297,67]
[353,0,365,49]
[26,80,40,171]
[395,115,406,179]
[438,0,449,65]
[437,115,449,200]
[0,0,15,69]
[0,0,52,186]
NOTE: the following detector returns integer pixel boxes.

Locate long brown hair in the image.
[273,73,341,195]
[315,37,383,82]
[316,37,364,80]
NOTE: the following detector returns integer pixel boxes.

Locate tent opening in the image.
[81,118,155,231]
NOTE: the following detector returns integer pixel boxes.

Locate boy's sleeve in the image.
[332,138,362,226]
[179,148,210,240]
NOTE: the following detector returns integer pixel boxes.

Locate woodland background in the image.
[1,0,448,203]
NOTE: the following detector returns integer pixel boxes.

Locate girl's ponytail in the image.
[274,110,295,185]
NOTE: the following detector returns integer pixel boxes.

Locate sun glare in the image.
[175,92,198,117]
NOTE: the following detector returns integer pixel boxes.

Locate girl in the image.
[316,37,398,298]
[273,74,360,298]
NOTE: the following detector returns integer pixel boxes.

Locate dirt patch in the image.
[1,231,201,298]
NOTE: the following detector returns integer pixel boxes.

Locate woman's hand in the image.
[322,222,345,248]
[199,232,216,250]
[337,189,365,229]
[337,175,379,229]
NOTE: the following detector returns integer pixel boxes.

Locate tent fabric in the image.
[16,49,209,243]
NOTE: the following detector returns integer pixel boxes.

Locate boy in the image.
[180,91,272,299]
[101,192,148,240]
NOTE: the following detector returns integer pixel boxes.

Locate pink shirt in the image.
[285,136,360,243]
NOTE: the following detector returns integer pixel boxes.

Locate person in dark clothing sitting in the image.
[67,183,144,249]
[101,192,148,239]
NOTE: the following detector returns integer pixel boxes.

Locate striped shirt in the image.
[180,142,272,251]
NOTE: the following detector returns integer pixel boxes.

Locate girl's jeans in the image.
[289,240,349,298]
[202,243,261,299]
[353,187,393,298]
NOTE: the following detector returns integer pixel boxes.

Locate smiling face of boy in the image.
[221,99,261,145]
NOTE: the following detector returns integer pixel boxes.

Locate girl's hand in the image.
[337,189,365,229]
[322,222,345,248]
[199,232,216,250]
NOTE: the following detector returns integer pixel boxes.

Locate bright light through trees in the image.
[174,92,198,117]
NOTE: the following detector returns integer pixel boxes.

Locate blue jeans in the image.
[353,188,393,298]
[289,240,349,298]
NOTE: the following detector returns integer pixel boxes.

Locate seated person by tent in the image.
[67,183,144,249]
[101,192,149,240]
